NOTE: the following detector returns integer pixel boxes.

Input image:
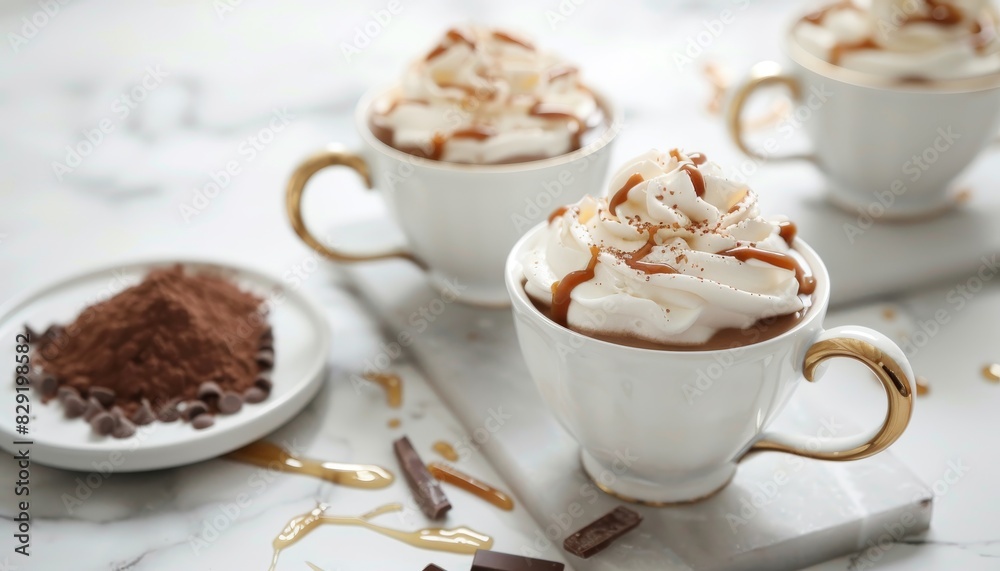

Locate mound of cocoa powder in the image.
[29,265,274,436]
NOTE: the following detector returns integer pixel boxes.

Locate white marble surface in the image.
[1,0,999,569]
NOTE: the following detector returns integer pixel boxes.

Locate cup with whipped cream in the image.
[505,148,915,504]
[728,0,1000,218]
[286,26,620,305]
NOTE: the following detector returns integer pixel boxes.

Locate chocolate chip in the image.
[39,374,58,397]
[43,325,65,341]
[253,375,272,392]
[112,416,136,439]
[197,381,223,401]
[131,399,156,425]
[183,400,209,420]
[89,412,116,435]
[157,398,181,423]
[255,349,275,370]
[63,395,86,418]
[57,385,79,402]
[218,392,243,415]
[191,415,215,429]
[243,387,267,403]
[83,396,104,421]
[89,387,116,407]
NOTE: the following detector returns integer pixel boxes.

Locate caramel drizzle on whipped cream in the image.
[714,246,817,295]
[551,246,600,326]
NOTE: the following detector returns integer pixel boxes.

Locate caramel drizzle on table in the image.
[715,246,817,294]
[428,462,515,511]
[432,441,459,461]
[364,372,403,408]
[226,441,394,488]
[624,230,679,275]
[608,173,644,215]
[268,503,493,570]
[551,246,600,326]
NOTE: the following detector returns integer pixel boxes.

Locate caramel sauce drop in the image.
[364,372,403,408]
[388,418,402,429]
[551,246,600,326]
[777,221,798,247]
[268,503,493,570]
[625,230,679,275]
[609,173,644,216]
[915,376,930,396]
[432,441,459,462]
[428,462,515,511]
[715,246,817,295]
[983,363,1000,382]
[548,206,568,224]
[227,441,394,489]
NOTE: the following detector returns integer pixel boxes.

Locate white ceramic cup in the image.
[728,27,1000,219]
[286,86,621,306]
[506,223,915,504]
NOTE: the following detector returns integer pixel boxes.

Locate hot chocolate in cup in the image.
[505,148,915,504]
[728,1,1000,219]
[285,26,620,306]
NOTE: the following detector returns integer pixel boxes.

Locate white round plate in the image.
[0,259,330,471]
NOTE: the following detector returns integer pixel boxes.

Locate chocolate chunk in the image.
[471,550,564,571]
[83,396,104,421]
[393,436,451,520]
[243,386,267,403]
[218,392,243,414]
[423,565,447,571]
[183,400,209,420]
[197,381,223,401]
[157,399,181,422]
[89,411,116,435]
[57,385,79,402]
[255,349,275,370]
[63,395,86,418]
[112,416,136,439]
[191,414,215,429]
[131,399,156,425]
[43,324,64,341]
[38,374,58,397]
[563,506,642,559]
[89,386,116,407]
[253,375,272,392]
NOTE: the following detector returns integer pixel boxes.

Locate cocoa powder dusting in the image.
[34,265,269,416]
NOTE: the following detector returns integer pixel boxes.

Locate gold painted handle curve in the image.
[748,336,913,461]
[285,147,418,265]
[726,62,815,163]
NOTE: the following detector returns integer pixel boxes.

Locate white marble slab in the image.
[344,260,934,571]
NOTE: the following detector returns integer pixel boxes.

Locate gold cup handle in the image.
[743,327,914,462]
[726,61,815,163]
[285,147,418,264]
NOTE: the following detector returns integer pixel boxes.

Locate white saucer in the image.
[0,259,330,472]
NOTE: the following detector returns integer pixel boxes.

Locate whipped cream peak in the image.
[795,0,1000,79]
[372,25,602,164]
[521,148,813,347]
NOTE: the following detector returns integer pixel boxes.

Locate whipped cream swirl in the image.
[371,26,601,164]
[520,149,809,346]
[794,0,1000,79]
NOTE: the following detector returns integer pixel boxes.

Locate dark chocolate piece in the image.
[563,506,642,559]
[423,565,447,571]
[90,411,116,435]
[471,550,564,571]
[63,395,86,418]
[157,399,181,423]
[243,387,267,403]
[218,392,243,414]
[253,375,273,392]
[83,397,104,421]
[393,436,451,520]
[255,349,275,370]
[131,399,156,425]
[57,385,79,402]
[112,415,136,439]
[197,381,223,401]
[192,415,215,429]
[261,327,273,342]
[90,386,116,407]
[43,325,64,341]
[39,374,58,397]
[183,400,209,420]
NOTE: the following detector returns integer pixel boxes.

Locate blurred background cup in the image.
[727,26,1000,220]
[286,86,621,307]
[506,223,915,504]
